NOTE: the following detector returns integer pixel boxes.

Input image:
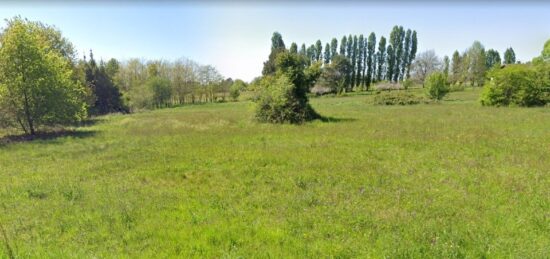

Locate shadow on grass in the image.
[317,116,357,123]
[0,129,96,147]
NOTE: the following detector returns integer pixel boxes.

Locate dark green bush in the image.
[480,63,549,107]
[373,91,429,105]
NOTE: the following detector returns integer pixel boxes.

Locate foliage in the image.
[0,17,87,135]
[229,79,247,101]
[425,72,449,100]
[262,32,286,76]
[504,47,516,64]
[480,63,549,107]
[373,91,428,105]
[255,51,320,123]
[147,76,172,108]
[402,79,414,90]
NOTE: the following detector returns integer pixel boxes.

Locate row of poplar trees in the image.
[282,25,418,90]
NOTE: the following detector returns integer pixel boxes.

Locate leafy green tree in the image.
[229,79,246,101]
[467,41,487,86]
[386,44,395,81]
[443,55,450,78]
[289,42,298,54]
[255,52,319,123]
[315,40,323,61]
[299,44,306,57]
[146,76,172,108]
[485,49,501,69]
[376,36,387,82]
[330,38,338,59]
[393,26,405,82]
[84,51,126,115]
[262,32,286,76]
[351,35,358,87]
[346,35,353,89]
[504,47,516,64]
[451,50,461,84]
[425,72,449,100]
[0,17,87,135]
[356,34,364,88]
[401,29,412,81]
[481,63,549,106]
[324,43,331,64]
[407,31,418,79]
[318,55,351,94]
[543,39,550,59]
[366,32,376,88]
[340,36,347,56]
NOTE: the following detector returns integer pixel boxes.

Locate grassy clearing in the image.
[1,88,549,258]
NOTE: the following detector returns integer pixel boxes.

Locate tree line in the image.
[0,17,238,135]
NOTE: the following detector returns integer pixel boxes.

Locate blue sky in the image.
[1,2,549,81]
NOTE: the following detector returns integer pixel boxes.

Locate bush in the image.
[425,72,449,100]
[255,75,318,123]
[373,91,428,105]
[480,64,549,107]
[402,79,414,90]
[254,52,320,124]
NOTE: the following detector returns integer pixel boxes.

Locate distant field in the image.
[1,88,549,258]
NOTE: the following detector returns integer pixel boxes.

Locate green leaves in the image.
[425,72,449,100]
[0,17,87,134]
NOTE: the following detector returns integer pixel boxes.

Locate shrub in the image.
[255,75,318,123]
[480,64,549,107]
[402,79,414,90]
[254,52,320,124]
[373,91,428,105]
[425,72,449,100]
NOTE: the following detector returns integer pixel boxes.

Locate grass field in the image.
[1,88,549,258]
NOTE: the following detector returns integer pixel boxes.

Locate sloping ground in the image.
[1,88,549,258]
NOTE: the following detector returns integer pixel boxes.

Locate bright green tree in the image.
[0,17,87,135]
[425,72,449,100]
[485,49,501,69]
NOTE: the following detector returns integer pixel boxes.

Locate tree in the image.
[407,30,418,79]
[262,32,286,76]
[467,41,487,86]
[346,35,354,89]
[376,36,387,82]
[330,38,338,59]
[289,42,298,54]
[0,17,87,135]
[485,49,501,69]
[543,39,550,60]
[317,55,351,94]
[84,50,126,115]
[255,52,320,123]
[443,55,450,78]
[411,50,441,87]
[386,45,395,81]
[425,72,449,100]
[315,40,323,61]
[401,29,412,81]
[299,44,306,57]
[504,47,516,64]
[356,34,364,88]
[366,32,376,88]
[324,43,331,64]
[393,26,405,82]
[229,79,246,101]
[451,50,461,84]
[388,26,400,82]
[340,36,347,56]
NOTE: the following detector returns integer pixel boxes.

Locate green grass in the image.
[1,88,549,258]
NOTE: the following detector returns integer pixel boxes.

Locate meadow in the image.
[1,88,549,258]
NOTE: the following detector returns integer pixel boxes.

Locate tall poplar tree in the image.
[401,29,412,81]
[340,36,347,56]
[407,31,418,79]
[346,35,354,88]
[262,32,286,76]
[386,45,395,81]
[356,34,364,88]
[451,50,461,84]
[315,40,323,61]
[504,47,516,64]
[376,36,387,82]
[290,42,298,54]
[330,38,338,59]
[366,32,376,87]
[324,43,331,64]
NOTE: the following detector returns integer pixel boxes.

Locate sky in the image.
[0,2,549,82]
